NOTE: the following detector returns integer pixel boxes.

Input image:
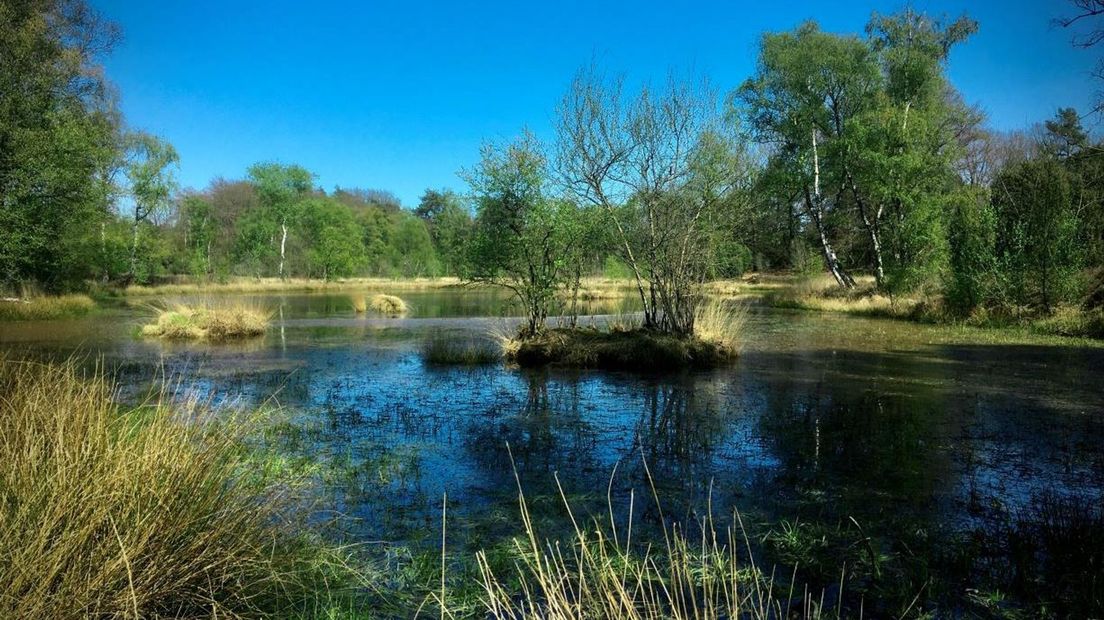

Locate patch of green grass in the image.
[0,294,96,320]
[422,335,501,365]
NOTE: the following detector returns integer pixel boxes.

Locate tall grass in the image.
[0,358,363,618]
[469,460,832,619]
[422,334,501,365]
[0,294,96,321]
[141,302,270,339]
[693,300,748,354]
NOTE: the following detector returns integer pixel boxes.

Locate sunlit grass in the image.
[693,299,748,354]
[0,358,366,618]
[141,302,270,340]
[123,277,463,295]
[0,294,96,321]
[369,294,408,316]
[465,459,832,619]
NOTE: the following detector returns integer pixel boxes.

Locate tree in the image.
[556,68,732,334]
[0,0,122,289]
[416,188,472,275]
[1055,0,1104,113]
[123,132,178,281]
[179,195,215,277]
[297,197,364,280]
[247,163,313,277]
[992,158,1081,312]
[466,132,582,335]
[738,12,976,292]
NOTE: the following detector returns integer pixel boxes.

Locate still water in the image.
[2,289,1102,613]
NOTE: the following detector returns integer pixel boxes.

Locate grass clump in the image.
[510,327,736,370]
[351,294,368,313]
[369,294,408,317]
[0,358,364,618]
[141,303,270,340]
[0,294,96,321]
[693,300,748,353]
[471,464,829,619]
[422,334,501,365]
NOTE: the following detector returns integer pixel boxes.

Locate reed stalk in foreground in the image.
[451,454,836,620]
[0,358,362,619]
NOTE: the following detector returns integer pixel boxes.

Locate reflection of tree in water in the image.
[463,370,601,490]
[624,377,730,514]
[758,377,953,519]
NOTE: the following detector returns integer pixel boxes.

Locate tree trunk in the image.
[278,221,288,278]
[808,129,854,289]
[129,217,140,278]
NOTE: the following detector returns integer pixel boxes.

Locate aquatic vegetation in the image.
[369,293,408,316]
[693,299,748,353]
[470,469,832,619]
[0,294,96,321]
[351,294,368,313]
[422,334,501,365]
[141,302,270,339]
[509,327,737,370]
[0,358,366,618]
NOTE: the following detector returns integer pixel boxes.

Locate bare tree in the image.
[555,67,731,334]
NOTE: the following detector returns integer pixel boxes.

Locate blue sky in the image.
[95,0,1101,206]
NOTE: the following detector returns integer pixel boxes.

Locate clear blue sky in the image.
[94,0,1101,206]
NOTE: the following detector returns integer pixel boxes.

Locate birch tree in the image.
[246,163,313,278]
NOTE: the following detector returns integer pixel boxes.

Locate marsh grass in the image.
[0,358,366,619]
[352,294,368,313]
[0,294,96,320]
[123,277,464,295]
[693,300,748,354]
[422,334,501,365]
[141,302,270,340]
[369,294,408,317]
[464,457,833,619]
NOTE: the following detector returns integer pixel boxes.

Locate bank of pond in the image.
[0,286,1102,618]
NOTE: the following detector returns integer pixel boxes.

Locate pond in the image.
[3,289,1102,614]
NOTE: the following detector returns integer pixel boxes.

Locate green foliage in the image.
[992,158,1082,312]
[0,0,121,290]
[945,187,996,313]
[298,198,365,280]
[466,132,584,334]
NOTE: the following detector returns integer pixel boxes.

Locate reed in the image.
[369,294,408,317]
[0,358,364,619]
[0,294,96,321]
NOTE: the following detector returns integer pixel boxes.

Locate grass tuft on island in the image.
[141,303,270,340]
[0,358,365,618]
[422,334,502,365]
[368,293,408,316]
[0,294,96,321]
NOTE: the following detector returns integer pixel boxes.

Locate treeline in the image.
[3,0,1102,333]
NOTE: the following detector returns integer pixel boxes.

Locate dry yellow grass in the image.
[0,358,360,618]
[0,294,96,320]
[141,302,270,340]
[123,277,463,296]
[369,294,408,316]
[693,299,749,354]
[351,294,368,313]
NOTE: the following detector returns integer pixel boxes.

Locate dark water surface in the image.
[3,290,1102,614]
